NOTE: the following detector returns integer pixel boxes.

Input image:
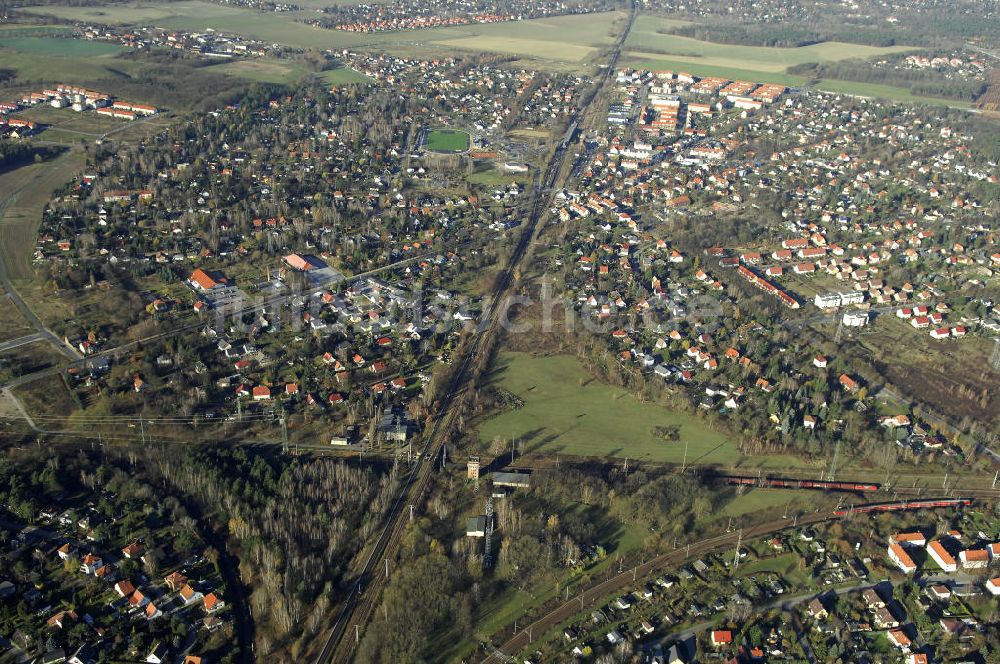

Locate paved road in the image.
[0,331,44,352]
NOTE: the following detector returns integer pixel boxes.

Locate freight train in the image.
[723,475,879,492]
[833,498,972,516]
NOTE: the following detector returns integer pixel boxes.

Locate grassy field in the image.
[215,58,309,84]
[625,14,914,72]
[814,79,972,108]
[425,128,469,152]
[435,35,596,63]
[0,150,85,281]
[467,166,527,188]
[624,54,971,107]
[322,67,371,85]
[0,49,139,83]
[714,488,807,519]
[19,105,128,136]
[479,352,815,469]
[1,36,122,57]
[0,25,73,36]
[858,316,998,423]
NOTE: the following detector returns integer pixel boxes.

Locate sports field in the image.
[424,128,469,153]
[477,352,812,468]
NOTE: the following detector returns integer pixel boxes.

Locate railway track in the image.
[312,6,639,662]
[480,497,978,663]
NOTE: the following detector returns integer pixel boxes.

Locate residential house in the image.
[959,549,989,570]
[203,592,224,613]
[80,553,103,575]
[146,643,169,664]
[114,579,136,598]
[180,584,204,605]
[888,544,917,574]
[808,598,828,620]
[927,540,957,572]
[165,571,188,592]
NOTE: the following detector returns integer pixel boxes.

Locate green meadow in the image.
[478,352,813,469]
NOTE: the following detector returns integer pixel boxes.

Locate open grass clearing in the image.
[713,488,810,520]
[0,25,73,36]
[467,166,527,188]
[856,316,998,424]
[623,54,809,86]
[0,150,85,281]
[19,105,127,136]
[13,372,78,424]
[215,57,308,84]
[478,352,813,470]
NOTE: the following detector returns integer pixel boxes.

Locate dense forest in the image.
[666,15,995,48]
[789,60,987,101]
[0,142,35,168]
[148,446,399,657]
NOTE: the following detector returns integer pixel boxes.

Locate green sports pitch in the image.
[424,128,470,153]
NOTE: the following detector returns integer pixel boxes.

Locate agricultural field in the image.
[22,2,626,68]
[478,352,815,469]
[0,150,86,281]
[431,11,624,64]
[424,128,470,153]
